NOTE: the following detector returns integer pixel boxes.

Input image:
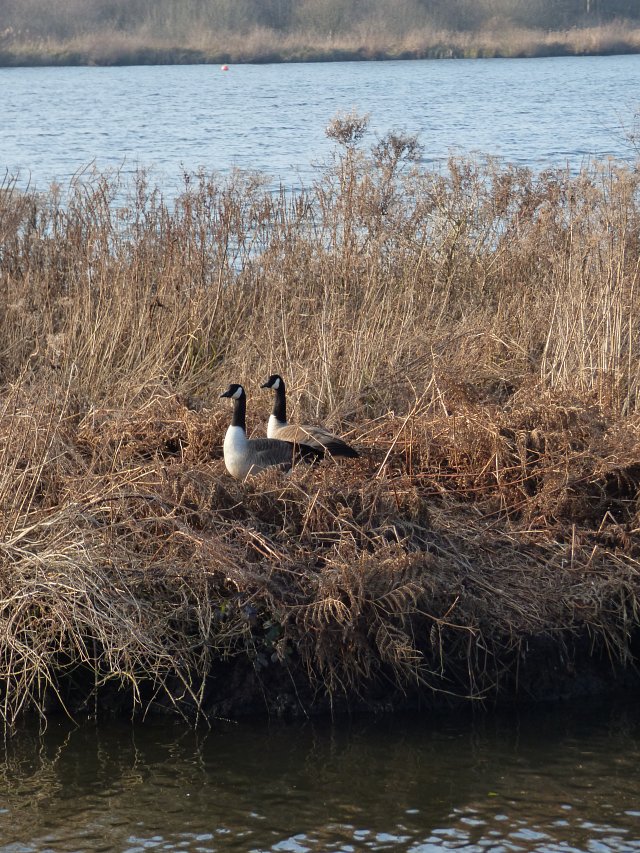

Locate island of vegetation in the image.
[1,0,640,65]
[1,113,640,730]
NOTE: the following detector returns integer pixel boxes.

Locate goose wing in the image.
[250,437,323,467]
[274,424,359,458]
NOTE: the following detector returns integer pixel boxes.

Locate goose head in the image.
[220,383,245,400]
[260,374,283,390]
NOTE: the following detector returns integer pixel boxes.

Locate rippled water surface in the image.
[1,702,640,852]
[1,55,639,192]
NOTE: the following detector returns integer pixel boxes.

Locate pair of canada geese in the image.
[220,374,359,480]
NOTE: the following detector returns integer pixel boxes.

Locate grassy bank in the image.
[1,116,640,728]
[1,22,640,65]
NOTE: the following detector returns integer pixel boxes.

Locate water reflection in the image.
[1,701,640,851]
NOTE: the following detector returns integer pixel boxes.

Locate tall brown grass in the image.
[2,21,640,65]
[1,117,640,728]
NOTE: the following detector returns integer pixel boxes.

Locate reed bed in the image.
[2,22,640,65]
[1,117,640,728]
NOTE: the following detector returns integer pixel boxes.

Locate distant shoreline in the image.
[1,22,640,67]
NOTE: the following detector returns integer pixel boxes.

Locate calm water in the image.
[1,55,639,194]
[1,702,640,852]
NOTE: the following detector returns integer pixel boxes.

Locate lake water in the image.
[1,55,639,195]
[2,701,640,852]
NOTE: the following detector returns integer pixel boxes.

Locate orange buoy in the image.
[221,64,229,71]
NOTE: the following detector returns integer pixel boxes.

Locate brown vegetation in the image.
[2,22,640,65]
[1,0,640,64]
[1,115,640,728]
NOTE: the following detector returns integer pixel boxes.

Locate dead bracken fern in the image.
[0,385,639,727]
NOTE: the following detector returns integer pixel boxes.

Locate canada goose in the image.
[260,374,359,458]
[220,383,323,479]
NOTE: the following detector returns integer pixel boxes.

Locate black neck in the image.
[273,381,287,423]
[231,393,247,431]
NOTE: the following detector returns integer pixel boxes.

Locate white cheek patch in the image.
[273,378,281,389]
[232,386,244,399]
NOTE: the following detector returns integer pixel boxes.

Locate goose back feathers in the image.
[260,374,359,458]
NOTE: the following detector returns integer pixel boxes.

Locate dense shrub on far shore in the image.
[1,21,640,65]
[2,0,640,66]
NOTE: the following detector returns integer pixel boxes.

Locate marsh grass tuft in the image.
[1,123,640,727]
